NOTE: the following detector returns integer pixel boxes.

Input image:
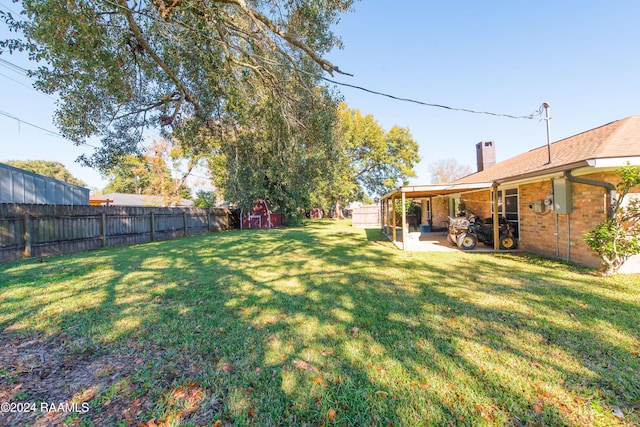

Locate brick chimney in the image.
[476,140,496,172]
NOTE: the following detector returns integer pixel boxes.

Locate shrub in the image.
[585,164,640,275]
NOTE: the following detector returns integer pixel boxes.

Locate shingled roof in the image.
[453,115,640,184]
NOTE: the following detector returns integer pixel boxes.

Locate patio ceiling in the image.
[380,182,494,200]
[380,181,502,252]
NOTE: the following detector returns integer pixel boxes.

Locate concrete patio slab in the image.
[384,231,510,253]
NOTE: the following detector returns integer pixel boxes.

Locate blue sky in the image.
[1,0,639,191]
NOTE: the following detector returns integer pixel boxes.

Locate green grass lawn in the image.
[1,220,639,426]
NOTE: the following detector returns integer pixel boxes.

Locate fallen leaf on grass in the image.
[557,402,573,414]
[537,389,552,399]
[314,376,324,384]
[573,396,589,404]
[293,360,315,371]
[328,408,336,421]
[375,390,389,397]
[474,404,496,422]
[213,420,222,427]
[532,404,544,415]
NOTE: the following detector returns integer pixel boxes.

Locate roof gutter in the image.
[563,170,616,218]
[494,160,589,185]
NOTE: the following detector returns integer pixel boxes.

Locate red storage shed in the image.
[240,200,282,229]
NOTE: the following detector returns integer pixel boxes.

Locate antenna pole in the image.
[543,103,551,164]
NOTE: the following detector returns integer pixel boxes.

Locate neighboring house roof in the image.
[89,196,114,206]
[100,193,194,207]
[454,115,640,184]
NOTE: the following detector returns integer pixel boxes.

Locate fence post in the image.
[150,212,155,242]
[207,211,211,232]
[23,213,31,258]
[183,212,188,236]
[101,212,107,247]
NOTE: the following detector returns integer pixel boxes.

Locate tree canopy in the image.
[5,159,86,186]
[315,102,420,217]
[1,0,353,168]
[2,1,424,220]
[103,140,192,203]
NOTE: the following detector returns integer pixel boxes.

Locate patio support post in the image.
[385,198,389,234]
[392,196,397,242]
[493,182,500,251]
[401,191,407,250]
[421,199,427,225]
[384,199,391,236]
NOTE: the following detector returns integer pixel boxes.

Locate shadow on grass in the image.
[0,220,638,426]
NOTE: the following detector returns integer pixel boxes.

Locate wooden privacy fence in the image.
[0,204,230,262]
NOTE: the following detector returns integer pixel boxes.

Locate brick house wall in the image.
[431,196,450,230]
[430,191,492,230]
[461,190,492,220]
[518,172,640,269]
[420,170,639,271]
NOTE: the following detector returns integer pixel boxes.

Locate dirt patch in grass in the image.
[0,330,219,426]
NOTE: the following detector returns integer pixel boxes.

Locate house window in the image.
[491,188,520,238]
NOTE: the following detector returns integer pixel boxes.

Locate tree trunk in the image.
[333,198,344,220]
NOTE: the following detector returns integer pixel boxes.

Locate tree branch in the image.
[117,0,201,112]
[214,0,350,76]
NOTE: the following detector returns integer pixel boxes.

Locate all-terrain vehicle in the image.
[448,214,517,250]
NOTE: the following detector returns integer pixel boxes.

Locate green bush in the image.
[585,164,640,275]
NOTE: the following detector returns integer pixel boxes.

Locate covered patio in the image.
[380,182,504,252]
[386,229,503,252]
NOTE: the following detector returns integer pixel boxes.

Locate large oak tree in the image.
[2,0,354,215]
[316,102,420,218]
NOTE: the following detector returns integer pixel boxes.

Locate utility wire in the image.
[0,57,30,76]
[0,70,56,99]
[321,76,544,120]
[0,1,21,17]
[0,109,99,149]
[1,107,215,181]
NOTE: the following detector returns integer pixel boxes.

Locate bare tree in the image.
[428,158,472,184]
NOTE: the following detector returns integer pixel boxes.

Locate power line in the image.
[1,107,214,182]
[0,71,56,99]
[0,2,21,17]
[0,58,57,99]
[0,57,30,76]
[0,71,34,90]
[320,76,544,120]
[0,109,99,149]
